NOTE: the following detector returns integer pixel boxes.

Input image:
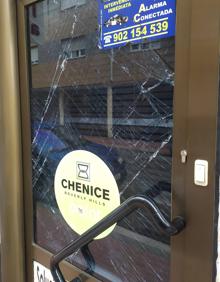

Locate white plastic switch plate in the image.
[194,160,208,187]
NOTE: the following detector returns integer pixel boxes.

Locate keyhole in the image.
[180,150,187,164]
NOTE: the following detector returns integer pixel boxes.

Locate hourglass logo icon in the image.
[76,162,90,181]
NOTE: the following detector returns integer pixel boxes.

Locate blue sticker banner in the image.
[98,0,176,49]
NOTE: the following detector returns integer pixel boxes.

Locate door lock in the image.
[180,150,187,164]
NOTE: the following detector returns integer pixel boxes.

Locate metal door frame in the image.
[0,0,219,281]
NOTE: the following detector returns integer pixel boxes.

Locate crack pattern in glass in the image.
[27,1,176,281]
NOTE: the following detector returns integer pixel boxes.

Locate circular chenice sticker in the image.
[54,150,120,239]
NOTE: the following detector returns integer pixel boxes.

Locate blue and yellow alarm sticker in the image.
[98,0,176,49]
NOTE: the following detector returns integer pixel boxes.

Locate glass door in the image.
[12,0,219,281]
[26,1,178,281]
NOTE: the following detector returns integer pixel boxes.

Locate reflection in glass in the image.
[27,0,175,281]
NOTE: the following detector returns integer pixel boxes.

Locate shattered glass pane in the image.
[27,0,175,281]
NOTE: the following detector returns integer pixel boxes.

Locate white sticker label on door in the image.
[33,261,54,282]
[54,150,120,239]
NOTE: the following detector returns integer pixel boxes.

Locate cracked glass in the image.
[27,0,175,281]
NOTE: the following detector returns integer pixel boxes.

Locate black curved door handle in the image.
[50,195,185,282]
